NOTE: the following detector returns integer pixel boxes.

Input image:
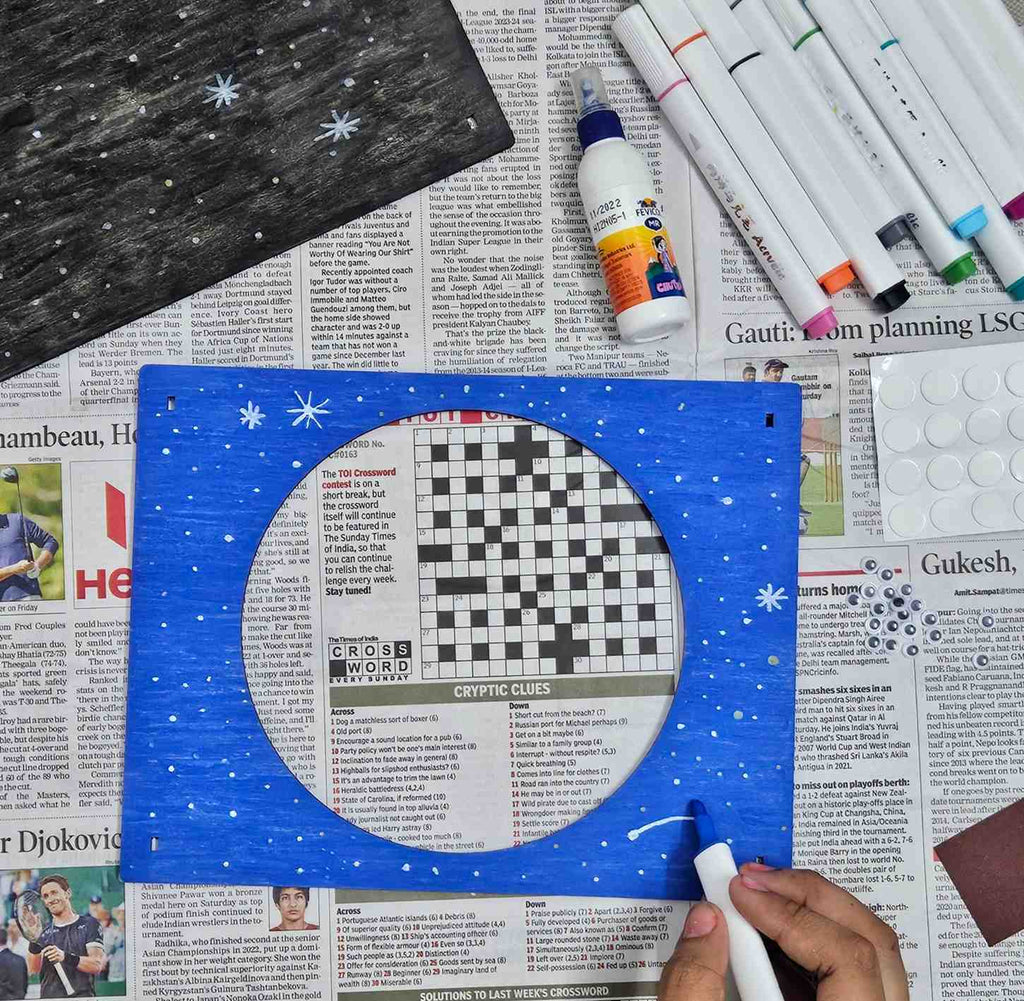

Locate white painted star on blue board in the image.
[203,73,242,109]
[287,391,331,429]
[238,401,264,430]
[755,583,788,613]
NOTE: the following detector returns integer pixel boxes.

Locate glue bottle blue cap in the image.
[571,65,625,149]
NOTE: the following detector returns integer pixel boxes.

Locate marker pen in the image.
[927,0,1024,168]
[683,0,911,312]
[953,0,1024,102]
[638,0,855,295]
[690,800,785,1001]
[866,0,1024,220]
[729,0,910,250]
[805,0,988,241]
[763,0,976,285]
[612,5,837,338]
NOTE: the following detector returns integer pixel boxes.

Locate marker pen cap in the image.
[942,253,977,286]
[1004,194,1024,222]
[805,306,838,339]
[874,281,911,313]
[818,261,855,294]
[950,205,988,240]
[640,0,703,49]
[1009,276,1024,303]
[878,217,912,249]
[613,5,686,97]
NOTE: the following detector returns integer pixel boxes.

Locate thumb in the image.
[659,902,730,1001]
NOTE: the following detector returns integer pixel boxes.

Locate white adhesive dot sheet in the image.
[871,345,1024,541]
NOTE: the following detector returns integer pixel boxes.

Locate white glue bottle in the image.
[573,65,691,345]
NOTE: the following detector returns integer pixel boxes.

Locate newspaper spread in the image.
[0,0,1022,999]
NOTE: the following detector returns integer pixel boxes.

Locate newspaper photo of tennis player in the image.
[0,465,64,603]
[725,354,844,537]
[2,866,126,998]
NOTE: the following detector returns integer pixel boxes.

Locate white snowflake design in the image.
[238,401,264,430]
[315,109,361,143]
[755,583,789,613]
[203,73,242,109]
[287,390,331,429]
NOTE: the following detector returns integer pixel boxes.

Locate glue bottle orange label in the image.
[588,185,686,315]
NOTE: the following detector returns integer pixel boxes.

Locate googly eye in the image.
[884,637,900,653]
[882,586,897,600]
[871,601,888,616]
[922,612,939,627]
[972,652,990,668]
[879,567,895,582]
[927,628,942,643]
[885,619,901,633]
[979,614,995,629]
[903,622,917,637]
[891,596,906,610]
[899,583,913,597]
[861,557,879,574]
[860,583,878,599]
[866,635,883,651]
[904,644,920,657]
[867,617,883,633]
[846,593,861,607]
[909,598,925,613]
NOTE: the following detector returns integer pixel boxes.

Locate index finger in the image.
[738,866,908,1001]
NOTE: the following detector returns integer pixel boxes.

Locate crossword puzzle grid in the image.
[415,424,677,680]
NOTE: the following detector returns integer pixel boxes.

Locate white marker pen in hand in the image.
[690,799,785,1001]
[613,5,838,339]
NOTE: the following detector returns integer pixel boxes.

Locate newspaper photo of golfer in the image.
[0,464,64,602]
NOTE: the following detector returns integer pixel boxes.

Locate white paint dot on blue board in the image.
[638,869,645,875]
[292,460,302,468]
[601,840,607,847]
[521,874,526,879]
[187,802,194,810]
[160,622,167,628]
[711,730,718,737]
[673,778,680,785]
[197,615,204,621]
[402,863,410,871]
[676,722,685,729]
[224,534,234,542]
[638,428,645,435]
[168,765,175,772]
[229,810,237,817]
[722,497,733,505]
[581,861,587,867]
[431,867,439,875]
[222,861,230,868]
[640,806,646,812]
[296,867,304,874]
[734,710,743,720]
[473,870,480,877]
[661,853,667,860]
[162,447,170,454]
[297,835,303,842]
[593,877,599,883]
[168,715,176,722]
[463,385,470,393]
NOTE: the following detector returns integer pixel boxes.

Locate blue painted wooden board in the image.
[122,365,801,899]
